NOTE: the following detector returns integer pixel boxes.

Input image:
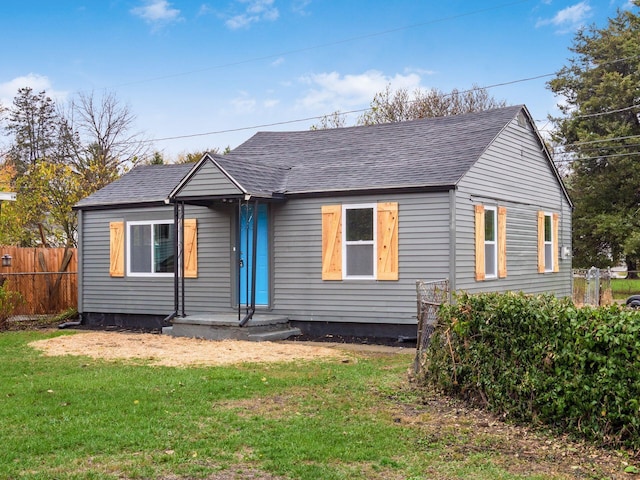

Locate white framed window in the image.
[126,220,175,277]
[342,204,377,279]
[544,212,554,272]
[484,206,497,279]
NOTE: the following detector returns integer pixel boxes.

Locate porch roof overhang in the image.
[168,152,287,205]
[165,192,286,207]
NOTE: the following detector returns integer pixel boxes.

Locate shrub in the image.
[0,281,24,329]
[422,291,640,449]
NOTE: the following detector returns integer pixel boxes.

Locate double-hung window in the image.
[544,213,553,272]
[127,220,175,277]
[537,211,559,273]
[321,202,398,281]
[343,204,376,279]
[475,204,507,281]
[484,206,497,279]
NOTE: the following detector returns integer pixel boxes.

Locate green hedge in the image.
[422,291,640,449]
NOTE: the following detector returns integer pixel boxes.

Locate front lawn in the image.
[0,331,632,479]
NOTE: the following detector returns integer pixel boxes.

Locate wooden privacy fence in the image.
[0,246,77,315]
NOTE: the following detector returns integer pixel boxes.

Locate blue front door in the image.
[239,203,269,306]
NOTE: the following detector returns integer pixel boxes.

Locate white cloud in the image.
[225,0,279,29]
[197,4,214,16]
[131,1,181,25]
[536,1,592,32]
[296,70,423,111]
[404,67,437,77]
[292,0,312,15]
[263,99,279,108]
[271,57,285,67]
[230,91,257,113]
[0,74,68,107]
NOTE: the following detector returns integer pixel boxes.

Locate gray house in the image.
[74,105,572,340]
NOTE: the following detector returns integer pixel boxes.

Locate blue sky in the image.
[0,0,635,159]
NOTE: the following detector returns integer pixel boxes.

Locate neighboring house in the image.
[74,105,572,339]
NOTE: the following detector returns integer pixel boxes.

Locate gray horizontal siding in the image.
[178,161,241,197]
[454,118,572,296]
[79,204,234,316]
[79,116,572,327]
[269,192,451,325]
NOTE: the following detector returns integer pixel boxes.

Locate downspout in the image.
[239,198,258,326]
[163,199,180,323]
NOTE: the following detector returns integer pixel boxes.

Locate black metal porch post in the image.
[180,201,186,318]
[250,199,259,313]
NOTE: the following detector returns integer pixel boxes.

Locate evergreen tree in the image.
[548,1,640,270]
[4,88,61,174]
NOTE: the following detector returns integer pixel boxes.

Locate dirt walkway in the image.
[29,331,412,367]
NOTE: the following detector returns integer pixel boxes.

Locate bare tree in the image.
[359,84,507,125]
[70,91,150,190]
[310,111,348,130]
[311,85,507,131]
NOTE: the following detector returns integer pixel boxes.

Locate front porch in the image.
[163,313,301,342]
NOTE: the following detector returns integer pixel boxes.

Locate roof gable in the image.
[170,155,245,199]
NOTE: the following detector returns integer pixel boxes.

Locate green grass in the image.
[610,278,640,299]
[0,331,622,479]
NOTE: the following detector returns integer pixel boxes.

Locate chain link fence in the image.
[414,279,449,374]
[572,267,613,306]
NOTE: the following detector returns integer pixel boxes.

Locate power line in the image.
[147,84,638,145]
[558,142,640,153]
[143,52,640,145]
[552,134,640,148]
[553,150,640,164]
[147,73,560,144]
[107,0,535,89]
[572,104,640,119]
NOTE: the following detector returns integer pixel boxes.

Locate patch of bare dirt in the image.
[27,331,375,367]
[387,385,640,479]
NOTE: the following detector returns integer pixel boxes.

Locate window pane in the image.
[545,244,553,271]
[346,208,373,241]
[130,224,152,273]
[485,209,495,241]
[154,224,175,273]
[544,215,552,242]
[346,244,374,276]
[485,244,496,277]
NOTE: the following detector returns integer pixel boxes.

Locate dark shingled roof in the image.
[214,155,290,197]
[75,163,192,208]
[225,105,524,194]
[76,105,529,208]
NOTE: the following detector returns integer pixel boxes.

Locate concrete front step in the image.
[164,313,300,342]
[248,327,301,342]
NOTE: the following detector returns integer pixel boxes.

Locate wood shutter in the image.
[183,218,198,278]
[321,205,342,280]
[537,211,545,273]
[553,213,560,273]
[109,221,125,277]
[377,202,399,281]
[474,205,485,281]
[498,206,507,278]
